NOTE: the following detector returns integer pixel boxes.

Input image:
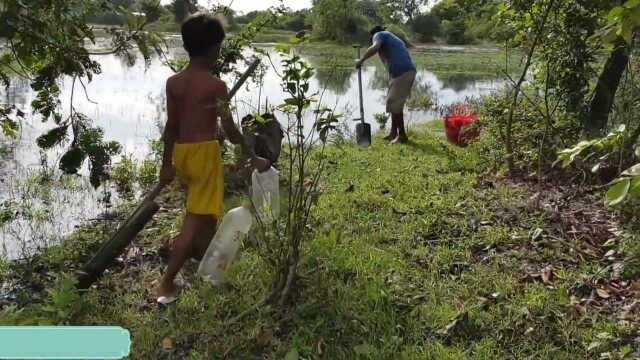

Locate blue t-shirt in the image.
[373,31,416,79]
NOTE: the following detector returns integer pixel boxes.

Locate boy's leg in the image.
[190,216,218,261]
[157,213,211,297]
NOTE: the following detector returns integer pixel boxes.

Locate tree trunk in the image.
[585,40,630,137]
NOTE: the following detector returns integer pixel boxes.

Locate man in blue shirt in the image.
[356,26,416,144]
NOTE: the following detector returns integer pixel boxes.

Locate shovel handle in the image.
[356,48,365,125]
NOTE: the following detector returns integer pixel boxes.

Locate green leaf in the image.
[286,82,297,95]
[630,177,640,197]
[275,44,291,54]
[605,178,631,207]
[623,164,640,176]
[284,348,299,360]
[624,0,640,9]
[36,125,68,149]
[635,147,640,158]
[608,6,625,22]
[59,147,86,175]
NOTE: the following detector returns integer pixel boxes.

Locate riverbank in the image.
[2,126,638,359]
[296,42,519,77]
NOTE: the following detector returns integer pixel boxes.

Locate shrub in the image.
[470,91,581,172]
[410,13,441,43]
[442,18,472,45]
[111,155,138,200]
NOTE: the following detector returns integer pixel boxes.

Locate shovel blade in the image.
[356,122,372,147]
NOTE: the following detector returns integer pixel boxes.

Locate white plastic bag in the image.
[251,167,280,223]
[197,205,253,285]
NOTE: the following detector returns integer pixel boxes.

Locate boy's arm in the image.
[160,80,178,185]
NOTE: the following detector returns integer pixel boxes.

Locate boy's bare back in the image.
[166,67,229,144]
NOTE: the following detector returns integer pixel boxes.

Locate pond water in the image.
[0,43,505,259]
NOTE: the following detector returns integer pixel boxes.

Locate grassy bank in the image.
[1,127,638,359]
[253,29,299,44]
[297,43,521,77]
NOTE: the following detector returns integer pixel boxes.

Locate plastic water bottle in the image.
[197,203,253,285]
[252,167,280,223]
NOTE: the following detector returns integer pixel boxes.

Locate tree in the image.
[431,0,474,44]
[431,0,462,21]
[585,0,639,137]
[310,0,370,43]
[170,0,197,23]
[409,13,441,42]
[380,0,427,22]
[0,0,173,187]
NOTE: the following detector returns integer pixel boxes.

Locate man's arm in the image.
[356,40,382,68]
[160,80,178,185]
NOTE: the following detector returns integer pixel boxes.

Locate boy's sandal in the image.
[156,295,178,305]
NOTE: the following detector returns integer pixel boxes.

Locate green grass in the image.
[1,128,636,359]
[253,29,298,44]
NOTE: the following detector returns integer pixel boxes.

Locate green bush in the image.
[409,13,441,43]
[442,18,472,45]
[310,0,372,44]
[138,159,159,191]
[111,155,138,200]
[470,91,581,172]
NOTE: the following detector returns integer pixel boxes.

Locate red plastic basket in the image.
[443,104,479,147]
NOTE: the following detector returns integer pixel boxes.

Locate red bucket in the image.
[444,104,479,147]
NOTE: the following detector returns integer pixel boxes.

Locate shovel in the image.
[76,59,262,290]
[354,47,371,147]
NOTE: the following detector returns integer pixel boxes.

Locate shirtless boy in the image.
[156,13,269,303]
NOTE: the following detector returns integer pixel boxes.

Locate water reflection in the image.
[440,73,491,92]
[313,66,356,95]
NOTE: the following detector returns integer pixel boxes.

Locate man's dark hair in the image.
[369,25,386,37]
[181,13,226,58]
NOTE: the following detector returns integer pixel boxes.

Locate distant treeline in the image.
[89,0,507,45]
[235,0,507,45]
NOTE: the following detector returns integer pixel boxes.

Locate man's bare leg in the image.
[157,213,210,298]
[390,112,408,144]
[383,115,398,141]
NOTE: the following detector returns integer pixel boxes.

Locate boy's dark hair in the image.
[369,25,386,37]
[181,13,226,58]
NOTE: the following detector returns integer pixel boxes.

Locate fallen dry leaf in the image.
[438,311,469,337]
[162,337,173,351]
[541,266,554,284]
[619,301,640,321]
[596,288,611,299]
[317,338,325,355]
[524,266,555,285]
[256,328,274,347]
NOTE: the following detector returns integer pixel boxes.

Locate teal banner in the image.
[0,326,130,359]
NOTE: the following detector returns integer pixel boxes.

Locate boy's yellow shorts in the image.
[173,140,224,219]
